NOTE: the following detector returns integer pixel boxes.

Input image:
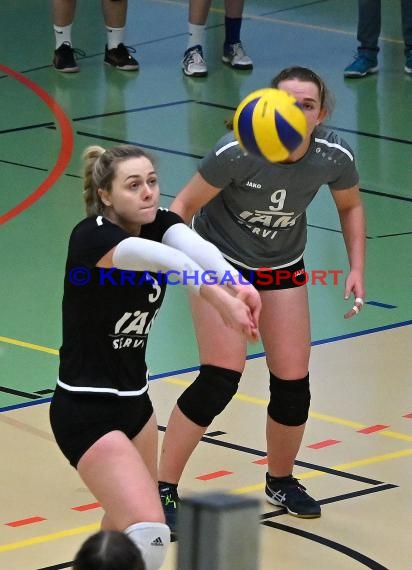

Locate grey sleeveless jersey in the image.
[192,126,359,269]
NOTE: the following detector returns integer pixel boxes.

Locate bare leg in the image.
[52,0,76,26]
[101,0,127,27]
[158,292,247,483]
[78,420,164,530]
[259,286,311,477]
[158,406,206,483]
[189,0,213,25]
[224,0,244,18]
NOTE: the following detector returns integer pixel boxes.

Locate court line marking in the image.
[0,400,407,553]
[1,317,411,361]
[263,517,389,570]
[0,336,58,355]
[233,448,412,495]
[0,64,74,225]
[156,0,404,44]
[0,523,99,553]
[0,482,399,554]
[166,378,412,443]
[1,325,412,443]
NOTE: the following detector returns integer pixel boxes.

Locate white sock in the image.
[54,24,73,49]
[187,23,205,50]
[125,522,170,570]
[106,26,125,50]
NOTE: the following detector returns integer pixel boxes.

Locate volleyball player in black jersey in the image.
[49,144,260,570]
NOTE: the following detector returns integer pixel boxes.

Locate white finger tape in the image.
[355,297,364,306]
[352,305,360,314]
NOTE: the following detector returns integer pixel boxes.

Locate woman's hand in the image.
[344,269,365,319]
[225,278,262,330]
[199,283,260,342]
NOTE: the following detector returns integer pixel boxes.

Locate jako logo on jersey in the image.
[246,181,262,189]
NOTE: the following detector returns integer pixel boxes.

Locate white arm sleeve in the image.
[162,223,237,280]
[112,237,203,293]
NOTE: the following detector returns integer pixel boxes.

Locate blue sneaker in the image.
[265,473,321,518]
[405,50,412,74]
[344,52,378,78]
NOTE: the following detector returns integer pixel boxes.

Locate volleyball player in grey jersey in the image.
[158,67,366,527]
[194,126,358,270]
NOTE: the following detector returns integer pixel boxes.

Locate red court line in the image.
[307,439,341,449]
[0,64,74,225]
[252,457,268,465]
[72,502,101,512]
[6,516,46,527]
[196,470,233,481]
[357,424,389,434]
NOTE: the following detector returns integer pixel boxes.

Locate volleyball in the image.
[233,88,307,162]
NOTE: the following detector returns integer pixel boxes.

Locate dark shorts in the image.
[49,385,154,468]
[231,258,306,291]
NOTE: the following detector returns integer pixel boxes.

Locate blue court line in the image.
[261,0,330,17]
[328,124,412,146]
[307,224,342,234]
[370,232,412,238]
[360,187,412,203]
[366,301,397,309]
[1,319,411,414]
[76,131,203,159]
[71,100,194,122]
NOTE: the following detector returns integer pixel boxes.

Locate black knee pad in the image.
[177,365,241,427]
[267,372,310,426]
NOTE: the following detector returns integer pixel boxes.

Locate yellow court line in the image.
[0,523,99,553]
[0,341,410,443]
[2,448,411,552]
[165,377,412,442]
[0,336,58,356]
[0,379,410,553]
[310,411,412,442]
[233,447,412,495]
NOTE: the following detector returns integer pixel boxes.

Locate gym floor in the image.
[1,1,411,568]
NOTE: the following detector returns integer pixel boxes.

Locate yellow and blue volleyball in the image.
[233,88,307,162]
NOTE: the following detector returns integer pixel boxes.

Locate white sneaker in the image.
[222,42,253,70]
[182,45,208,77]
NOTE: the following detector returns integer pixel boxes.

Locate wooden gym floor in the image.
[1,1,411,568]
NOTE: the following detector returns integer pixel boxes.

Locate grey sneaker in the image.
[222,42,253,70]
[265,473,321,518]
[182,45,208,77]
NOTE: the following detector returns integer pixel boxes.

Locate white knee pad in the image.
[125,522,170,570]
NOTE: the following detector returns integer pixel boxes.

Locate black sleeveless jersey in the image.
[58,210,182,396]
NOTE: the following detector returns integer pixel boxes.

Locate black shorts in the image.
[49,385,154,468]
[231,258,306,291]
